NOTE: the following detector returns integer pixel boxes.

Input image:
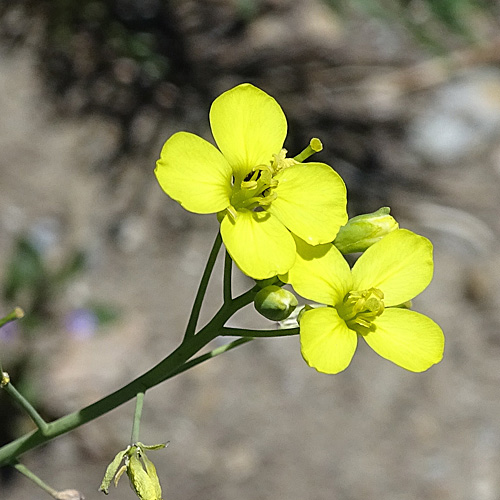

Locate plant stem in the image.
[221,326,300,337]
[168,337,254,379]
[131,391,145,444]
[223,250,232,303]
[1,308,24,376]
[13,462,58,498]
[0,307,24,329]
[184,232,222,339]
[156,287,258,388]
[0,287,258,466]
[3,382,49,435]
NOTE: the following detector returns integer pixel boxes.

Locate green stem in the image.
[0,287,258,466]
[1,308,24,376]
[0,307,24,329]
[223,250,232,303]
[131,391,145,444]
[221,326,300,337]
[13,462,58,498]
[3,382,49,435]
[168,337,254,378]
[184,232,223,339]
[156,287,258,388]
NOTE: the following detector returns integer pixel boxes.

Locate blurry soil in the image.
[2,2,500,500]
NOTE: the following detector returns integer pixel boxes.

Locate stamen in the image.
[241,180,258,190]
[230,163,279,212]
[338,288,385,333]
[226,205,238,221]
[271,149,297,173]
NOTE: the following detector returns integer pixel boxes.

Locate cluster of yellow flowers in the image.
[155,84,444,375]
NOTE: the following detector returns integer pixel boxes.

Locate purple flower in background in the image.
[65,308,98,339]
[0,321,19,341]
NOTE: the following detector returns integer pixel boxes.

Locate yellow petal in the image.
[220,209,295,279]
[282,236,352,306]
[352,229,434,306]
[209,84,287,178]
[362,308,444,372]
[300,307,357,374]
[155,132,232,214]
[269,163,347,245]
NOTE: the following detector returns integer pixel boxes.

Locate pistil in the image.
[230,165,278,213]
[293,138,323,163]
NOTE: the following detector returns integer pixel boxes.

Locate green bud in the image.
[254,285,298,321]
[333,207,399,254]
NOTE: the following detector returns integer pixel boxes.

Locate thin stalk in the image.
[167,337,254,378]
[131,391,145,444]
[184,232,223,339]
[1,308,24,377]
[0,287,258,466]
[13,462,58,498]
[223,250,232,303]
[221,326,300,337]
[3,383,49,435]
[0,307,24,329]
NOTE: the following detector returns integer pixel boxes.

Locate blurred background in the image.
[1,1,500,499]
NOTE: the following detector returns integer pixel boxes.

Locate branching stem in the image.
[184,232,223,339]
[0,287,258,466]
[3,382,49,434]
[13,462,58,498]
[221,326,300,337]
[223,250,232,303]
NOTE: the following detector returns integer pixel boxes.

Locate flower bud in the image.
[333,207,399,254]
[254,285,298,321]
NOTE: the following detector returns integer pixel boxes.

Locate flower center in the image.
[223,139,323,222]
[228,148,296,217]
[337,287,384,333]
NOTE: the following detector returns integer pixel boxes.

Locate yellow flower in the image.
[155,83,347,279]
[282,229,445,374]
